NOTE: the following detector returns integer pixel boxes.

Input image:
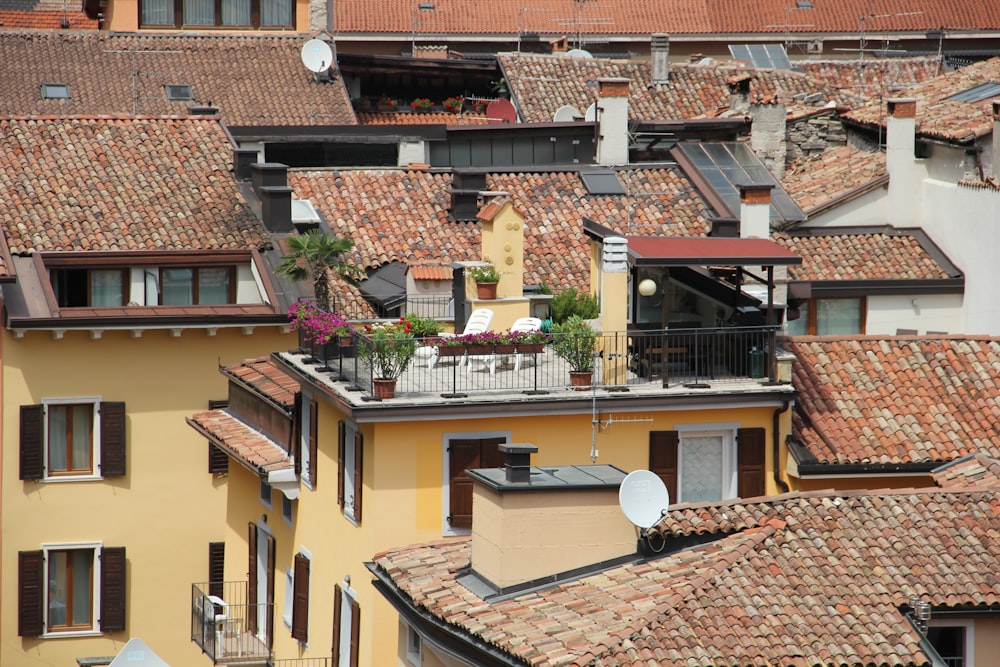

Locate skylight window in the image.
[165,84,194,101]
[40,83,70,100]
[580,169,625,195]
[946,82,1000,104]
[795,0,813,8]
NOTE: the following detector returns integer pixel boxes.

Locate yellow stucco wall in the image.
[1,326,291,667]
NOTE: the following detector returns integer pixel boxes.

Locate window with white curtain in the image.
[183,0,215,24]
[260,0,292,26]
[140,0,293,27]
[141,0,173,25]
[222,0,251,25]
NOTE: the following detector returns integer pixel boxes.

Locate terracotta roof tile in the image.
[796,57,945,108]
[0,32,355,126]
[843,56,1000,143]
[788,336,1000,466]
[0,117,270,254]
[357,110,490,125]
[222,357,299,409]
[780,145,886,214]
[409,264,452,280]
[372,488,1000,665]
[932,453,1000,489]
[188,409,292,473]
[0,10,97,29]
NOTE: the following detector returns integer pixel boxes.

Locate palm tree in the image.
[276,230,362,311]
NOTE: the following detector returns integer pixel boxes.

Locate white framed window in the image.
[282,567,294,628]
[405,623,422,666]
[342,420,359,524]
[675,424,737,503]
[282,495,294,525]
[45,398,101,481]
[335,580,360,667]
[300,390,314,489]
[928,619,974,667]
[441,431,509,535]
[259,479,273,509]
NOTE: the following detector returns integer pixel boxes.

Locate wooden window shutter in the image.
[448,440,477,528]
[337,421,346,509]
[18,550,44,636]
[19,405,44,481]
[352,431,363,523]
[308,399,318,486]
[99,402,127,478]
[291,553,310,642]
[266,532,276,648]
[247,522,258,635]
[207,400,229,474]
[331,584,342,661]
[349,596,361,667]
[292,392,303,477]
[649,431,678,502]
[208,542,225,599]
[100,546,127,632]
[737,427,766,498]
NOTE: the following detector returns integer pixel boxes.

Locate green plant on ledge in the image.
[410,97,433,111]
[360,318,417,380]
[550,315,597,372]
[468,263,501,284]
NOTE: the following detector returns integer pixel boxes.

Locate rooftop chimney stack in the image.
[596,77,630,166]
[500,443,536,483]
[651,33,670,86]
[885,98,921,227]
[738,183,773,239]
[250,163,293,232]
[992,100,1000,181]
[750,102,787,179]
[728,75,752,115]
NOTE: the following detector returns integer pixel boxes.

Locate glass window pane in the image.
[786,305,808,336]
[183,0,214,24]
[48,551,68,627]
[199,268,231,304]
[817,298,861,335]
[680,434,724,503]
[260,0,292,26]
[91,270,123,307]
[71,405,92,471]
[141,0,173,24]
[161,268,193,305]
[222,0,251,24]
[49,406,69,471]
[71,551,93,625]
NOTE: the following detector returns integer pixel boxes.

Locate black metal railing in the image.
[191,582,270,664]
[303,325,779,399]
[268,659,333,667]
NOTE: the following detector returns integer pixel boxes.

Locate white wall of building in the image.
[866,293,964,335]
[800,186,889,228]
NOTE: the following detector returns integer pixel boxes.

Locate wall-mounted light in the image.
[638,278,658,297]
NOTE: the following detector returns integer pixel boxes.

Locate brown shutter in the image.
[290,553,310,642]
[18,550,44,636]
[331,584,342,661]
[247,522,258,635]
[20,405,44,481]
[266,532,276,648]
[649,431,678,502]
[337,421,346,509]
[737,427,767,498]
[349,596,361,667]
[208,542,225,599]
[308,399,318,486]
[482,438,505,468]
[100,546,126,632]
[448,440,477,528]
[352,431,363,523]
[99,402,126,478]
[292,392,303,477]
[208,444,229,474]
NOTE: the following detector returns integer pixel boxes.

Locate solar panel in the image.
[728,43,792,70]
[580,169,626,195]
[946,82,1000,104]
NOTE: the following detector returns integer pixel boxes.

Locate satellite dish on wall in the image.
[486,98,516,124]
[584,102,597,121]
[552,104,581,122]
[619,469,670,529]
[566,48,593,58]
[301,38,333,73]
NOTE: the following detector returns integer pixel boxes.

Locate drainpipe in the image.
[773,400,790,493]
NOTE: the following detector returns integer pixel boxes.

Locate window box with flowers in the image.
[472,99,489,113]
[443,96,464,113]
[377,95,398,111]
[410,97,433,112]
[352,97,372,112]
[360,318,417,398]
[289,302,355,362]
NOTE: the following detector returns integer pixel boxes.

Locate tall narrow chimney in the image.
[739,183,772,239]
[750,102,787,179]
[651,33,670,85]
[596,77,630,166]
[991,100,1000,181]
[885,98,920,227]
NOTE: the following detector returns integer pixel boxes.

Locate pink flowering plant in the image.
[439,329,549,347]
[288,301,353,345]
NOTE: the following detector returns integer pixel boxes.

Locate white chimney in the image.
[750,102,787,180]
[992,100,1000,181]
[885,97,921,227]
[596,77,630,166]
[739,184,772,239]
[651,33,670,86]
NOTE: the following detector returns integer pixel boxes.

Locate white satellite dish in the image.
[301,38,333,73]
[584,102,597,122]
[566,48,593,59]
[552,104,581,122]
[619,469,670,529]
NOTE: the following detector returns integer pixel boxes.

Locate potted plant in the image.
[550,315,597,389]
[403,313,443,342]
[352,97,372,112]
[468,263,501,299]
[410,97,433,112]
[360,318,417,399]
[377,95,398,111]
[288,301,354,355]
[472,99,489,113]
[443,96,464,113]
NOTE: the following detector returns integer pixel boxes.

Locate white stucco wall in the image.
[866,293,964,335]
[800,186,888,228]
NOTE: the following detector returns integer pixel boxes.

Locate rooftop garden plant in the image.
[550,315,597,372]
[403,313,443,339]
[288,301,353,344]
[468,263,501,284]
[410,97,433,111]
[443,96,463,113]
[360,318,417,380]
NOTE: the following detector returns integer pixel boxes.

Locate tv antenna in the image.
[106,48,183,116]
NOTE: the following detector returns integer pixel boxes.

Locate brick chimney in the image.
[750,102,787,180]
[467,449,633,592]
[992,100,1000,181]
[651,33,670,85]
[739,183,772,239]
[596,77,630,166]
[885,98,921,227]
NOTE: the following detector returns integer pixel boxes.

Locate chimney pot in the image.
[250,162,289,194]
[992,99,1000,121]
[233,149,258,181]
[651,33,670,85]
[499,443,537,484]
[260,185,294,232]
[887,97,917,119]
[739,183,773,206]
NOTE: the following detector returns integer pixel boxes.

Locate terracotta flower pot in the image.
[372,378,397,399]
[569,370,592,391]
[476,282,498,300]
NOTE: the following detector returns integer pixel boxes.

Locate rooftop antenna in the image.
[552,0,613,51]
[106,48,183,116]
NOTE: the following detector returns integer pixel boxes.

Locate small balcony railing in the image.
[267,659,333,667]
[191,582,271,664]
[297,325,779,400]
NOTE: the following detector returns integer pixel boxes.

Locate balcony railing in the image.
[191,582,271,664]
[297,325,779,399]
[267,659,333,667]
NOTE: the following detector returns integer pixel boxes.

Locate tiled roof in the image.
[500,54,845,123]
[780,145,886,215]
[289,167,713,292]
[843,56,1000,143]
[222,357,298,409]
[796,57,945,108]
[0,32,355,126]
[775,229,954,282]
[372,487,1000,666]
[788,336,1000,466]
[933,453,1000,489]
[356,111,490,125]
[0,11,97,29]
[187,409,292,473]
[336,0,1000,37]
[409,264,452,280]
[0,117,270,254]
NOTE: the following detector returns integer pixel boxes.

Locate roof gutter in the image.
[787,438,941,476]
[773,400,790,492]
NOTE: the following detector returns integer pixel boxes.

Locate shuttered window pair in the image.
[447,437,505,529]
[649,427,766,502]
[332,583,360,667]
[20,402,126,480]
[337,421,362,523]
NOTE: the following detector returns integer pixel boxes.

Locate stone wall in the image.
[786,110,848,165]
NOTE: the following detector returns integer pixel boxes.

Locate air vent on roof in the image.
[580,168,625,195]
[165,84,194,101]
[728,44,792,70]
[40,83,69,100]
[946,81,1000,104]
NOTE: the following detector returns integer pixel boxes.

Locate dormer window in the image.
[41,83,70,100]
[52,269,127,307]
[165,84,194,101]
[160,267,235,305]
